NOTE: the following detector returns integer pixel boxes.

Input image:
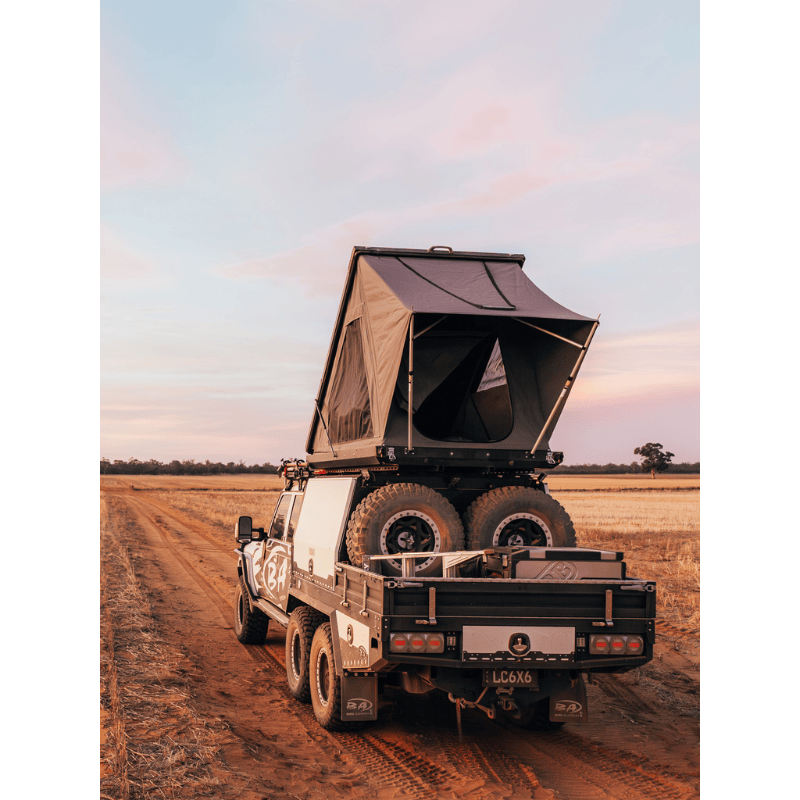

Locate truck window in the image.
[287,495,303,541]
[269,494,293,539]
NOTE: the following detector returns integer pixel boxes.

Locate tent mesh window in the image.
[413,335,513,443]
[328,319,373,443]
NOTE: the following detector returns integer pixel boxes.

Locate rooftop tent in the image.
[306,247,597,469]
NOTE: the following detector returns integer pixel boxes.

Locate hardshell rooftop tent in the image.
[306,246,598,470]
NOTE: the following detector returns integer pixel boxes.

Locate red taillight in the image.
[589,634,645,656]
[426,635,444,653]
[390,634,409,652]
[610,636,626,653]
[390,632,446,654]
[626,636,643,655]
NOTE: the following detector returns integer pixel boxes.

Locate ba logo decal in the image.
[546,451,556,465]
[346,698,373,712]
[508,632,531,656]
[555,701,583,714]
[538,561,577,581]
[387,447,396,462]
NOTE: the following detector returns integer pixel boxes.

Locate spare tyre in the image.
[346,483,464,577]
[463,487,576,550]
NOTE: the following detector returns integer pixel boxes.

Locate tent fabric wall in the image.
[306,248,595,463]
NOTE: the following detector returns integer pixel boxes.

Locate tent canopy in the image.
[306,247,596,468]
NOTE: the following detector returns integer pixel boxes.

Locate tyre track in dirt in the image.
[116,489,511,800]
[121,492,546,797]
[109,488,699,800]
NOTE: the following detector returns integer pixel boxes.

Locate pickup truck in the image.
[233,464,656,731]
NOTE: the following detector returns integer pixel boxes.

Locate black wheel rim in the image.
[317,651,330,706]
[290,631,302,680]
[383,516,436,553]
[494,513,552,547]
[236,590,245,629]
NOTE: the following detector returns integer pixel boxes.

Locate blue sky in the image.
[101,0,699,464]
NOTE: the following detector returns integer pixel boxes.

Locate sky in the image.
[100,0,700,466]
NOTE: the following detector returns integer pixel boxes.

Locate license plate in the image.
[483,668,539,688]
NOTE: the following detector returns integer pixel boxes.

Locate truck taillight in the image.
[390,632,445,654]
[610,635,626,654]
[390,634,410,652]
[625,635,643,654]
[589,634,644,656]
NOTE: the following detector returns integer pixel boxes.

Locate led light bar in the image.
[390,632,445,654]
[589,634,643,656]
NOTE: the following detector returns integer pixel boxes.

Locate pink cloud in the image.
[101,46,188,190]
[571,323,700,403]
[101,223,170,288]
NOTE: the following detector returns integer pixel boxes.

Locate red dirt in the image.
[100,483,699,800]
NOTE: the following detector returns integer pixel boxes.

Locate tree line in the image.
[100,458,280,475]
[101,457,699,476]
[550,461,699,474]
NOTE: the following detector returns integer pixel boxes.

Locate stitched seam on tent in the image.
[395,257,515,311]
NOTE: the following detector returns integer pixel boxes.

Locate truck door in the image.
[255,493,302,611]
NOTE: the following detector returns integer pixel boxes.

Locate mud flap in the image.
[549,676,589,723]
[340,674,378,722]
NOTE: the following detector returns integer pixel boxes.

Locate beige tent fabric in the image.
[307,248,595,463]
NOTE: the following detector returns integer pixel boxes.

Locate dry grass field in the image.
[553,483,700,635]
[101,472,700,799]
[106,472,700,636]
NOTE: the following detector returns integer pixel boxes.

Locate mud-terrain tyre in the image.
[345,483,464,577]
[309,622,367,731]
[285,606,325,703]
[233,578,269,645]
[516,697,566,732]
[463,487,576,550]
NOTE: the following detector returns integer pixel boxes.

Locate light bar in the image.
[589,634,644,656]
[390,632,445,654]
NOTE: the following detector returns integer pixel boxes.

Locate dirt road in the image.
[100,484,699,800]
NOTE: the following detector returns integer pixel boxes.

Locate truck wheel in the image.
[285,606,324,703]
[234,578,269,645]
[516,697,566,732]
[309,622,366,731]
[346,483,464,577]
[463,487,576,549]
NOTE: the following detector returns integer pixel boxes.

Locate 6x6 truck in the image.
[233,246,656,731]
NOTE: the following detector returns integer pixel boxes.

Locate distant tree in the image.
[634,443,675,478]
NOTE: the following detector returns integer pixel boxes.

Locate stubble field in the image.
[100,473,699,800]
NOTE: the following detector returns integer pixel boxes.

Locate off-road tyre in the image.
[285,606,325,703]
[463,487,576,550]
[309,622,367,731]
[233,578,269,645]
[345,483,464,577]
[516,697,566,732]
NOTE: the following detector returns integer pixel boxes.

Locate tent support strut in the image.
[314,399,337,458]
[512,318,584,348]
[530,319,600,455]
[407,313,414,452]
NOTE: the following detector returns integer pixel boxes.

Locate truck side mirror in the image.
[235,516,253,543]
